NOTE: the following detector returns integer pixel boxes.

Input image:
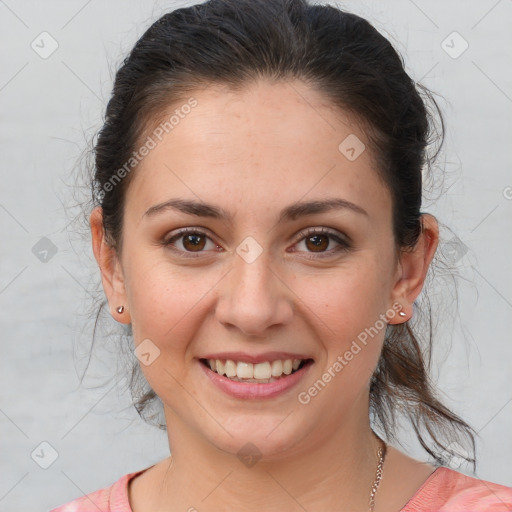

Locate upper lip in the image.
[199,351,313,364]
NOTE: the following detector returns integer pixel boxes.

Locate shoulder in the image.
[50,470,143,512]
[402,466,512,512]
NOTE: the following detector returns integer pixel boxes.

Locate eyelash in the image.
[162,227,351,259]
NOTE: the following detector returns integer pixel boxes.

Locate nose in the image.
[215,249,295,337]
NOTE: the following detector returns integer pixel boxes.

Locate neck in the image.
[153,406,383,511]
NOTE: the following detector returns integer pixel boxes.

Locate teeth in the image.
[224,360,237,378]
[253,362,271,379]
[206,358,307,380]
[271,360,283,377]
[236,361,253,379]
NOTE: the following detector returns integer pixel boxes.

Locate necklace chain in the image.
[161,437,387,511]
[368,437,387,512]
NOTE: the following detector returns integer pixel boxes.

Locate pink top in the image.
[51,466,512,511]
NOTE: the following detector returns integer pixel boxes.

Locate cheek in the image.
[291,257,393,391]
[298,259,390,334]
[124,261,211,398]
[292,264,390,414]
[123,252,189,338]
[130,276,197,343]
[124,251,224,358]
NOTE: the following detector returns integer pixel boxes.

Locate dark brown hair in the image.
[87,0,476,469]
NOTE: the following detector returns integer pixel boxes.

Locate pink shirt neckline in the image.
[52,464,512,511]
[116,465,446,511]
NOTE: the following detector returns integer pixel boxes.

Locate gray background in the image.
[1,1,511,510]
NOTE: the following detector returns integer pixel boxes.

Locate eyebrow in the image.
[143,197,368,222]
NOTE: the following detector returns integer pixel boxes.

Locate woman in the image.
[52,0,512,510]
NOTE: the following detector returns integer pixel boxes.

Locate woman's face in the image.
[97,80,412,458]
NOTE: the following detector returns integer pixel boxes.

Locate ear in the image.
[388,213,439,324]
[90,206,130,324]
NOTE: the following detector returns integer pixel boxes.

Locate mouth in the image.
[198,356,314,399]
[199,357,314,384]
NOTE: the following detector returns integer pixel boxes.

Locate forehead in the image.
[126,79,391,221]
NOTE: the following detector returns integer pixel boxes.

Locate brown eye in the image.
[182,233,206,251]
[305,234,329,252]
[293,228,351,258]
[163,229,219,257]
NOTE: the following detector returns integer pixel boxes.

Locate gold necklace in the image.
[368,437,387,512]
[160,439,387,510]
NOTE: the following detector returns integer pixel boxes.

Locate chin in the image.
[205,415,309,462]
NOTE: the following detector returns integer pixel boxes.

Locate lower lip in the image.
[198,359,313,399]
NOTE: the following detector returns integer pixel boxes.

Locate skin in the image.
[91,79,439,512]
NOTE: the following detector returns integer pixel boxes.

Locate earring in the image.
[398,310,406,317]
[116,306,125,314]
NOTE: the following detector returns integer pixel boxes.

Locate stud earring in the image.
[398,310,406,317]
[116,306,125,314]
